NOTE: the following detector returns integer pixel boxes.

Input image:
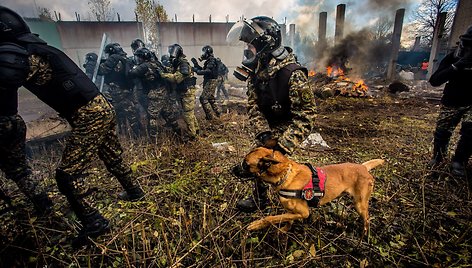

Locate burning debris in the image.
[309,66,369,98]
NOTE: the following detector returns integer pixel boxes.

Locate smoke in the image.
[365,0,413,11]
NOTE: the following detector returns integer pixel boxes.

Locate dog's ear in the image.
[261,156,281,165]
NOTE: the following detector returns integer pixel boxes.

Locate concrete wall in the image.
[24,19,288,82]
[449,0,472,49]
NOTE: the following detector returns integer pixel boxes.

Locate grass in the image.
[0,94,471,267]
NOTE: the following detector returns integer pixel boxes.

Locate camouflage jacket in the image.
[247,52,317,154]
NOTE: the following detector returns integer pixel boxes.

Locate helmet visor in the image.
[226,20,262,45]
[168,45,180,58]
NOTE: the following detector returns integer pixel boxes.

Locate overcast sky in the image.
[1,0,421,36]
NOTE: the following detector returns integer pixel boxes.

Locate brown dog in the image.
[233,147,384,234]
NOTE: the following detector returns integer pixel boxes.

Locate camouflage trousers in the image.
[177,86,199,138]
[148,86,180,135]
[199,79,220,120]
[435,105,472,138]
[108,84,140,137]
[434,104,472,162]
[0,115,45,198]
[215,75,229,100]
[56,94,138,220]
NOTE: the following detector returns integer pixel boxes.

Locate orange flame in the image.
[308,69,316,77]
[326,65,344,78]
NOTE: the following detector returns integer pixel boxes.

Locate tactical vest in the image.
[103,54,129,89]
[23,44,99,120]
[255,63,307,123]
[203,57,219,80]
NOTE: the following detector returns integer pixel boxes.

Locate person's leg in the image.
[200,80,215,120]
[429,105,463,167]
[181,87,199,138]
[0,115,52,213]
[236,180,269,213]
[207,79,221,117]
[451,106,472,177]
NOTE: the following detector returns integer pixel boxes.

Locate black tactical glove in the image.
[191,57,202,69]
[255,131,287,154]
[452,58,472,71]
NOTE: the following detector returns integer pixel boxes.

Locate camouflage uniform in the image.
[129,59,179,136]
[161,57,199,139]
[0,114,52,211]
[22,41,143,240]
[247,52,317,155]
[99,53,140,137]
[195,56,221,120]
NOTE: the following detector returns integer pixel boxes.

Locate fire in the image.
[308,69,316,77]
[326,65,344,78]
[324,65,369,97]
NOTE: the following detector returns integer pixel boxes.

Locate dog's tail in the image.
[362,159,385,171]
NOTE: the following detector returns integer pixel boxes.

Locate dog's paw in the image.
[247,220,265,231]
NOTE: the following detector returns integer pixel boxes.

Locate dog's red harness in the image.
[278,163,326,207]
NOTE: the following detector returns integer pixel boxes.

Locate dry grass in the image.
[0,94,471,267]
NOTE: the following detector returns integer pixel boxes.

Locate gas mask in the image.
[233,43,259,81]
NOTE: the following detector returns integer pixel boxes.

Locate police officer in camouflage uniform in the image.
[227,16,317,212]
[160,44,199,140]
[128,47,179,136]
[0,42,53,214]
[192,45,221,120]
[0,6,144,245]
[215,58,230,102]
[428,25,472,177]
[82,52,104,89]
[98,43,140,137]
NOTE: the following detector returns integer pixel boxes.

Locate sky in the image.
[1,0,422,37]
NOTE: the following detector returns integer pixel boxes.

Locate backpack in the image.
[216,58,228,76]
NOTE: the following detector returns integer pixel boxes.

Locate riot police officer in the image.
[429,25,472,177]
[192,45,221,120]
[0,42,53,214]
[0,6,144,245]
[128,47,178,136]
[160,44,199,140]
[98,42,140,137]
[227,16,317,212]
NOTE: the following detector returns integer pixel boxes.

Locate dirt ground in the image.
[1,80,471,267]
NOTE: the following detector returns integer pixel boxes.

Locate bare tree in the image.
[135,0,169,53]
[411,0,458,46]
[88,0,115,21]
[37,6,54,21]
[371,17,393,41]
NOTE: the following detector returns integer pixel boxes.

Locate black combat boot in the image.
[236,181,269,213]
[450,135,472,177]
[428,132,450,168]
[15,175,53,215]
[118,185,145,201]
[72,211,110,248]
[30,192,53,215]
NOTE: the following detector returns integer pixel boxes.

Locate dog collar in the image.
[273,164,292,187]
[278,163,326,206]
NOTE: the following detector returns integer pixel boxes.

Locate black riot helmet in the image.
[227,16,282,55]
[0,6,46,44]
[104,42,125,56]
[134,47,152,64]
[0,42,30,89]
[168,43,183,59]
[456,25,472,59]
[226,16,286,77]
[161,54,170,67]
[85,52,98,63]
[200,45,214,61]
[131,38,145,53]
